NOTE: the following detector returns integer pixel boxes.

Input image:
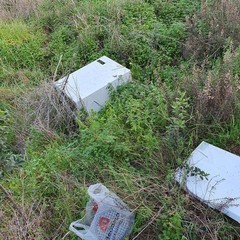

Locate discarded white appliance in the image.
[55,56,131,113]
[175,141,240,223]
[69,183,134,240]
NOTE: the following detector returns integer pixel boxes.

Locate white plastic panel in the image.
[175,141,240,222]
[55,56,131,113]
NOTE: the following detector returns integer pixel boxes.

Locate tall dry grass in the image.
[0,0,42,20]
[183,0,240,61]
[183,47,240,125]
[16,82,78,138]
[0,183,46,240]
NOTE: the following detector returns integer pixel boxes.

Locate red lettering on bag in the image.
[99,217,110,232]
[92,202,98,212]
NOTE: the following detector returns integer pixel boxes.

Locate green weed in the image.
[158,212,184,240]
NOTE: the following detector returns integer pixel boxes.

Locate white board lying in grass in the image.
[55,56,131,113]
[175,141,240,223]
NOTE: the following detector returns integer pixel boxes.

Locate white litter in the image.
[55,56,131,113]
[175,141,240,223]
[69,183,134,240]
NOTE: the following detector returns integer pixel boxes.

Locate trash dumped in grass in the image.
[55,56,131,113]
[69,183,134,240]
[175,141,240,223]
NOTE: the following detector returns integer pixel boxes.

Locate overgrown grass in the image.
[1,0,240,239]
[34,0,198,79]
[0,21,45,87]
[183,0,240,62]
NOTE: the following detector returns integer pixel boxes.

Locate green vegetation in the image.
[1,0,240,239]
[0,21,45,86]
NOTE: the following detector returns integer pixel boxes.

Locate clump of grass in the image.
[16,82,77,139]
[0,0,42,20]
[0,21,31,44]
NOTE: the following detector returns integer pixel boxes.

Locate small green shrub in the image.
[78,83,168,168]
[165,90,191,155]
[167,91,190,135]
[158,212,184,240]
[0,22,44,67]
[121,1,157,31]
